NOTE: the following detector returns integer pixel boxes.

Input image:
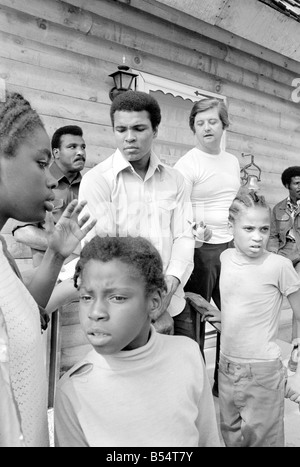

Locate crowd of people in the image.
[0,89,299,448]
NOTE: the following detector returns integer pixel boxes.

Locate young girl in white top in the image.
[204,190,300,447]
[0,91,95,447]
[54,235,221,447]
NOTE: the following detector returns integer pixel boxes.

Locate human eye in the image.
[37,160,50,170]
[79,294,93,303]
[261,226,270,233]
[209,119,218,125]
[115,126,126,133]
[109,295,127,303]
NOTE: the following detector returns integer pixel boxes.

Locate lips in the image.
[88,330,110,337]
[44,196,55,212]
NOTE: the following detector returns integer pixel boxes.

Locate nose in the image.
[125,129,136,142]
[46,167,58,189]
[77,146,86,156]
[204,121,210,131]
[88,300,109,321]
[252,230,262,241]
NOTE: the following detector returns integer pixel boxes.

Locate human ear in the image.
[148,289,164,322]
[227,221,234,235]
[53,148,59,159]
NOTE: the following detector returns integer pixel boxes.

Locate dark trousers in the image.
[183,242,232,387]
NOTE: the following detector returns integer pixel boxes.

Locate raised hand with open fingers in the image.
[45,200,96,260]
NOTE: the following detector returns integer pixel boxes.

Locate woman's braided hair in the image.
[228,189,270,223]
[0,91,45,157]
[74,235,167,296]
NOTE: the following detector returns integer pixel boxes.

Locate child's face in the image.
[229,206,270,258]
[0,127,56,226]
[78,258,160,355]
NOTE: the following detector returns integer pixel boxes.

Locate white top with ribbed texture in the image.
[0,242,49,447]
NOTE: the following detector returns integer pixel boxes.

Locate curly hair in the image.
[228,190,270,223]
[74,235,167,296]
[189,97,229,133]
[0,91,45,157]
[110,90,161,130]
[281,166,300,188]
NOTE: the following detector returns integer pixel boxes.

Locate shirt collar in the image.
[112,148,165,179]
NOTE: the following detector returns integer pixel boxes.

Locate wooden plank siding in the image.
[1,0,300,370]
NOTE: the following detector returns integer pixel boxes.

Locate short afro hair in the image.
[74,235,167,297]
[51,125,83,151]
[281,166,300,188]
[110,90,161,130]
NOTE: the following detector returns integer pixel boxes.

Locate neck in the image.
[196,142,221,155]
[130,155,151,180]
[55,161,78,183]
[289,195,299,205]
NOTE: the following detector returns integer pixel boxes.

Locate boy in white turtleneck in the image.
[54,235,221,448]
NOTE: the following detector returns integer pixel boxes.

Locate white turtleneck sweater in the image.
[54,327,220,447]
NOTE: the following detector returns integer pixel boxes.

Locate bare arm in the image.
[285,289,300,406]
[13,224,48,251]
[26,201,96,309]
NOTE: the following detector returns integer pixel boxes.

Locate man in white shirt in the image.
[175,98,241,396]
[79,91,195,334]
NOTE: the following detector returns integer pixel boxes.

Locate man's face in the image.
[113,110,157,163]
[54,134,86,174]
[193,107,224,154]
[288,176,300,202]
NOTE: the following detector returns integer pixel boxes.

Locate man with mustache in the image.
[267,166,300,374]
[13,125,86,267]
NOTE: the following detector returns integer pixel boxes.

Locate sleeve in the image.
[174,155,194,201]
[267,207,280,253]
[0,309,25,447]
[78,170,117,245]
[165,172,195,287]
[54,383,89,447]
[194,348,222,447]
[278,257,300,296]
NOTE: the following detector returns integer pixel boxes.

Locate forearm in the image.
[13,225,48,251]
[45,278,78,314]
[26,247,65,308]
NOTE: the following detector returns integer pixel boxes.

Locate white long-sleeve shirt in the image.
[54,327,221,447]
[175,147,240,244]
[79,149,195,316]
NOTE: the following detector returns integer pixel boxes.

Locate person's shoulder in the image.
[272,198,287,210]
[222,150,239,163]
[220,247,233,261]
[265,250,292,266]
[174,148,198,167]
[158,332,201,357]
[57,353,94,390]
[82,154,114,180]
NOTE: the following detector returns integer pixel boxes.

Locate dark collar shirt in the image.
[50,162,82,224]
